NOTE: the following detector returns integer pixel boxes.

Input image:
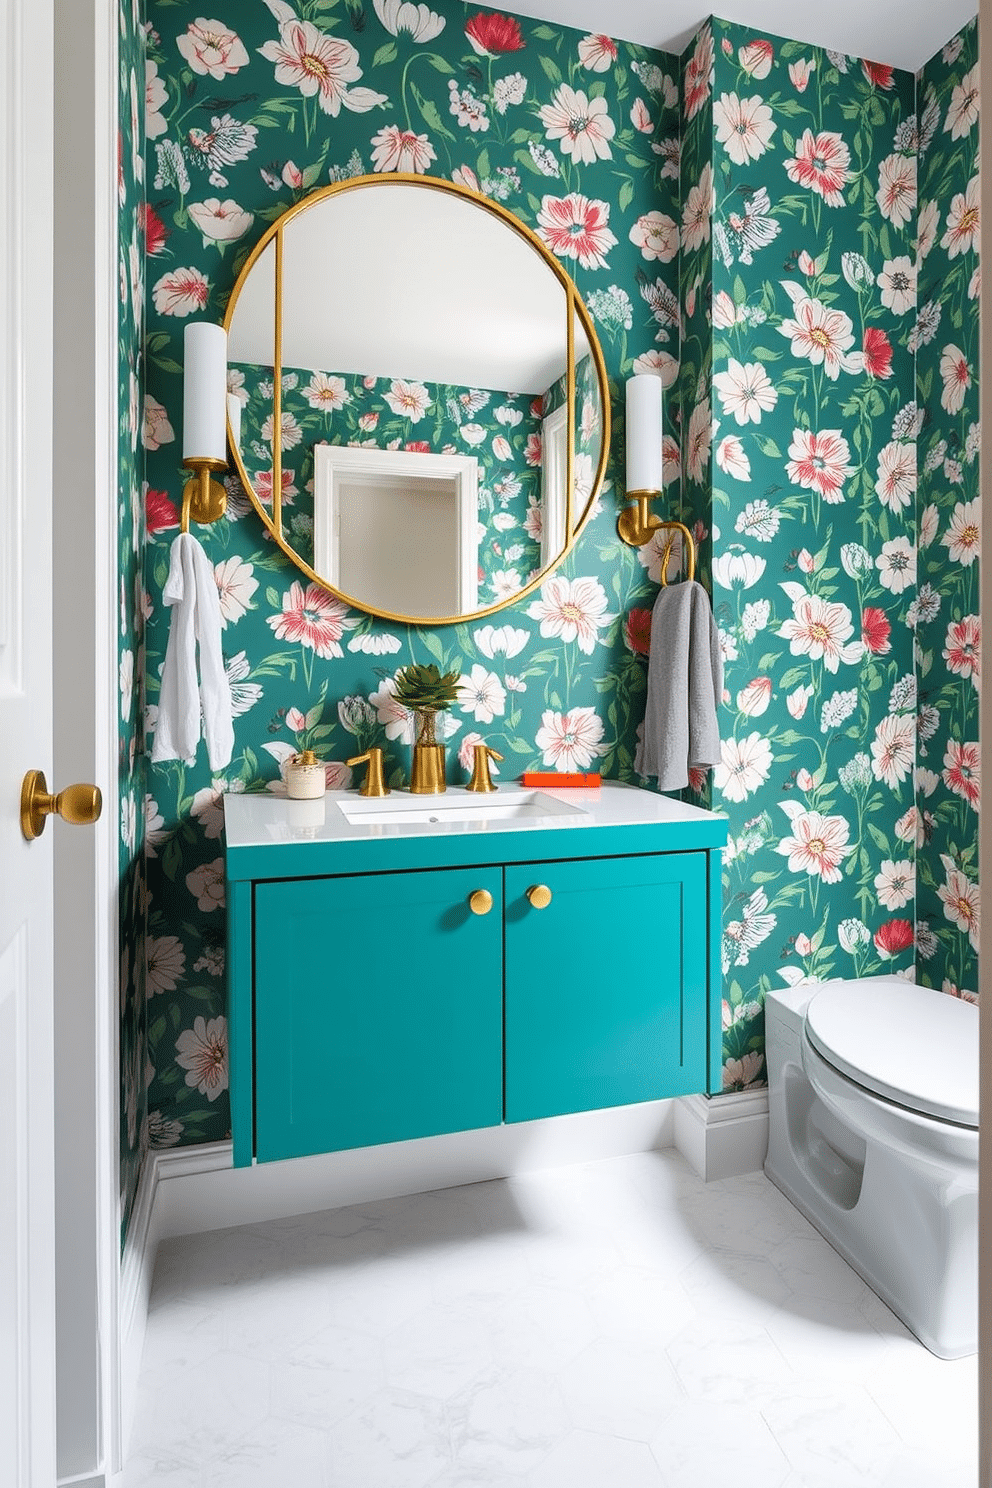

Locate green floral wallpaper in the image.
[119,0,148,1240]
[134,0,980,1160]
[142,0,680,1148]
[914,22,980,1002]
[695,20,922,1089]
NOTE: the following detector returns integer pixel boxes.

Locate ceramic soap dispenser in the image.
[285,750,326,800]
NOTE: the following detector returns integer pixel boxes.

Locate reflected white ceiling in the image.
[500,0,977,73]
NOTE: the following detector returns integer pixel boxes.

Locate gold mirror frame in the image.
[222,173,611,627]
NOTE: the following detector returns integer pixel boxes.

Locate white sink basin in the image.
[337,788,588,828]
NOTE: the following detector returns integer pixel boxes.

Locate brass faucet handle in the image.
[466,744,504,794]
[346,748,390,797]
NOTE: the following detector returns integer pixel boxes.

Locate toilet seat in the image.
[804,979,979,1128]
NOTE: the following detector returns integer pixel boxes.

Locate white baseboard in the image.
[153,1103,677,1239]
[672,1089,770,1182]
[57,1474,105,1488]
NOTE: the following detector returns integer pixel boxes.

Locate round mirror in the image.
[224,174,609,626]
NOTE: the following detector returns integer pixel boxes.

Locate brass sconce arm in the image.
[617,491,696,585]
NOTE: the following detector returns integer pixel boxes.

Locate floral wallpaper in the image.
[914,22,980,1001]
[142,0,680,1148]
[230,360,546,593]
[134,0,980,1156]
[119,0,148,1242]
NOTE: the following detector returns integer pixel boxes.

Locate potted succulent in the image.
[393,663,461,793]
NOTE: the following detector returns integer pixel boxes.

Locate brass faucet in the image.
[347,747,389,797]
[466,744,503,793]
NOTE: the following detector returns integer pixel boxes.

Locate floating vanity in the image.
[224,782,727,1169]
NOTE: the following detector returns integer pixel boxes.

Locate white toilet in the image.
[764,977,979,1359]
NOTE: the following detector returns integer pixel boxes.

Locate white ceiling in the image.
[500,0,977,73]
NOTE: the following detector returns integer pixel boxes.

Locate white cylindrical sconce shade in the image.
[183,322,228,462]
[625,374,663,493]
[226,391,242,453]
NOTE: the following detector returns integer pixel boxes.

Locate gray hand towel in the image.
[635,578,722,790]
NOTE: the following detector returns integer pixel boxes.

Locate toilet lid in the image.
[804,979,979,1127]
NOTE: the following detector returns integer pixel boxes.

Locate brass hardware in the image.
[20,770,102,842]
[180,457,227,534]
[466,744,504,793]
[295,749,318,766]
[409,744,446,794]
[222,173,610,627]
[346,747,389,798]
[526,884,553,910]
[468,889,493,916]
[617,493,696,584]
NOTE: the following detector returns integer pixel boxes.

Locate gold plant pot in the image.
[409,709,447,794]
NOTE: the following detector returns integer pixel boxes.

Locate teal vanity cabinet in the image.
[224,785,727,1169]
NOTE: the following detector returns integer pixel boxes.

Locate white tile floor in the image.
[123,1150,978,1487]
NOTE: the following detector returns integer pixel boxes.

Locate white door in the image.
[0,0,58,1481]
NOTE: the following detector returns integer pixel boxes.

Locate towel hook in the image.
[618,494,696,584]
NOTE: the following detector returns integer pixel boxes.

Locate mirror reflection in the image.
[225,178,607,624]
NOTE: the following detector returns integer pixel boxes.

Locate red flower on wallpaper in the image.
[142,202,169,257]
[862,327,893,380]
[861,607,892,655]
[873,919,914,957]
[624,607,653,655]
[862,60,895,89]
[146,488,179,533]
[536,192,617,270]
[405,441,431,453]
[464,12,525,56]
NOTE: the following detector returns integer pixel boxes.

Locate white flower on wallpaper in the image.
[175,1014,229,1100]
[784,130,851,206]
[778,286,861,378]
[681,163,713,253]
[146,935,187,996]
[266,580,359,659]
[941,500,980,565]
[944,63,979,137]
[777,589,861,671]
[536,193,617,269]
[457,664,506,723]
[539,85,615,165]
[776,803,853,883]
[188,198,254,245]
[628,211,679,263]
[473,624,529,659]
[526,575,613,655]
[937,858,980,951]
[876,153,917,229]
[713,733,772,803]
[370,124,436,173]
[713,92,776,166]
[373,0,446,44]
[177,18,249,79]
[259,21,387,116]
[939,344,972,412]
[870,713,916,789]
[152,266,209,317]
[534,706,604,771]
[145,59,168,138]
[712,359,778,425]
[214,556,258,627]
[577,34,617,72]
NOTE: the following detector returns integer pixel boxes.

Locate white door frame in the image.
[52,0,122,1480]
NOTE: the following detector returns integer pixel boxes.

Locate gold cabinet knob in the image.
[20,770,102,841]
[468,889,493,916]
[526,884,552,909]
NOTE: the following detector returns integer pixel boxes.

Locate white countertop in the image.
[223,780,726,850]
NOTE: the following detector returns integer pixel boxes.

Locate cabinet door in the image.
[504,853,708,1122]
[254,866,502,1162]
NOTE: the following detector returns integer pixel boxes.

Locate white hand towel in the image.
[151,532,234,772]
[635,578,722,790]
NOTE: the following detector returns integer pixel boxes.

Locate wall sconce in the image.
[181,321,229,534]
[618,373,695,581]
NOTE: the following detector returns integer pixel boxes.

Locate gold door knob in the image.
[526,884,552,909]
[468,889,493,916]
[20,770,102,842]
